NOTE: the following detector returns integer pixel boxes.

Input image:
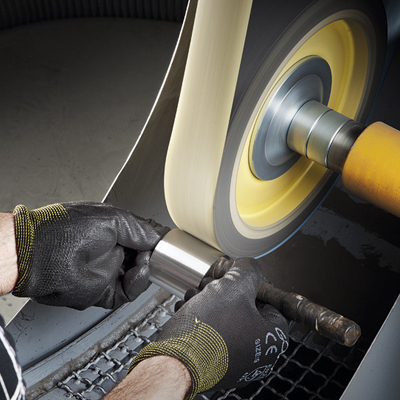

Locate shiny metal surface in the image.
[290,100,352,166]
[288,100,331,157]
[289,101,365,172]
[251,56,331,181]
[327,120,364,174]
[149,229,223,298]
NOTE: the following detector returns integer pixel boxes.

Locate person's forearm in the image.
[0,213,18,295]
[104,356,191,400]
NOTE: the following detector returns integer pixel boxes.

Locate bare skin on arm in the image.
[0,213,18,295]
[104,356,191,400]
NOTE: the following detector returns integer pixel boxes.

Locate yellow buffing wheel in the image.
[165,0,386,258]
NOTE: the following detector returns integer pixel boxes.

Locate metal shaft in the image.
[257,281,361,347]
[209,256,361,347]
[287,100,364,174]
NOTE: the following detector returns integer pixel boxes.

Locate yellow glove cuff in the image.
[13,203,68,295]
[129,315,229,399]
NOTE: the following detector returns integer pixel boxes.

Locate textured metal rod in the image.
[209,257,361,347]
[257,282,361,347]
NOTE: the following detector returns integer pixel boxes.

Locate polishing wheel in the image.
[150,0,391,346]
[164,0,387,258]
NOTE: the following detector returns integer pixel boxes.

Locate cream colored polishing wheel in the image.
[165,0,386,258]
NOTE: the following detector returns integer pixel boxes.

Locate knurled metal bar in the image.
[56,300,367,400]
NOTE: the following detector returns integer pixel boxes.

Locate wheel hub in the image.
[250,56,332,181]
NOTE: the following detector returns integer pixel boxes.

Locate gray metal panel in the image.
[340,294,400,400]
[6,301,110,369]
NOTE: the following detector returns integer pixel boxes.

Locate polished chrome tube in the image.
[149,229,223,298]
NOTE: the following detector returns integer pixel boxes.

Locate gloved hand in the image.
[12,202,169,310]
[129,258,289,399]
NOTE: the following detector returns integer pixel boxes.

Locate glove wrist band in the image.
[13,203,68,296]
[128,314,229,399]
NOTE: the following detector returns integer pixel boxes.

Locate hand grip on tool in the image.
[208,256,361,348]
[149,229,361,347]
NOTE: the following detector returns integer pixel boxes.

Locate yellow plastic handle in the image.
[342,122,400,217]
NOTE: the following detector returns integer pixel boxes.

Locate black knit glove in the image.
[12,202,169,310]
[129,258,289,399]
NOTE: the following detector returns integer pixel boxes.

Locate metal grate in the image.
[0,0,189,31]
[205,324,367,400]
[55,297,366,400]
[57,296,177,399]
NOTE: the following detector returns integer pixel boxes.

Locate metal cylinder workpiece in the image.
[149,229,224,298]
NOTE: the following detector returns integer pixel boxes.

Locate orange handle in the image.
[342,122,400,217]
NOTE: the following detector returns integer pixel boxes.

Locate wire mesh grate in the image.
[56,297,367,400]
[57,296,177,399]
[206,324,367,400]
